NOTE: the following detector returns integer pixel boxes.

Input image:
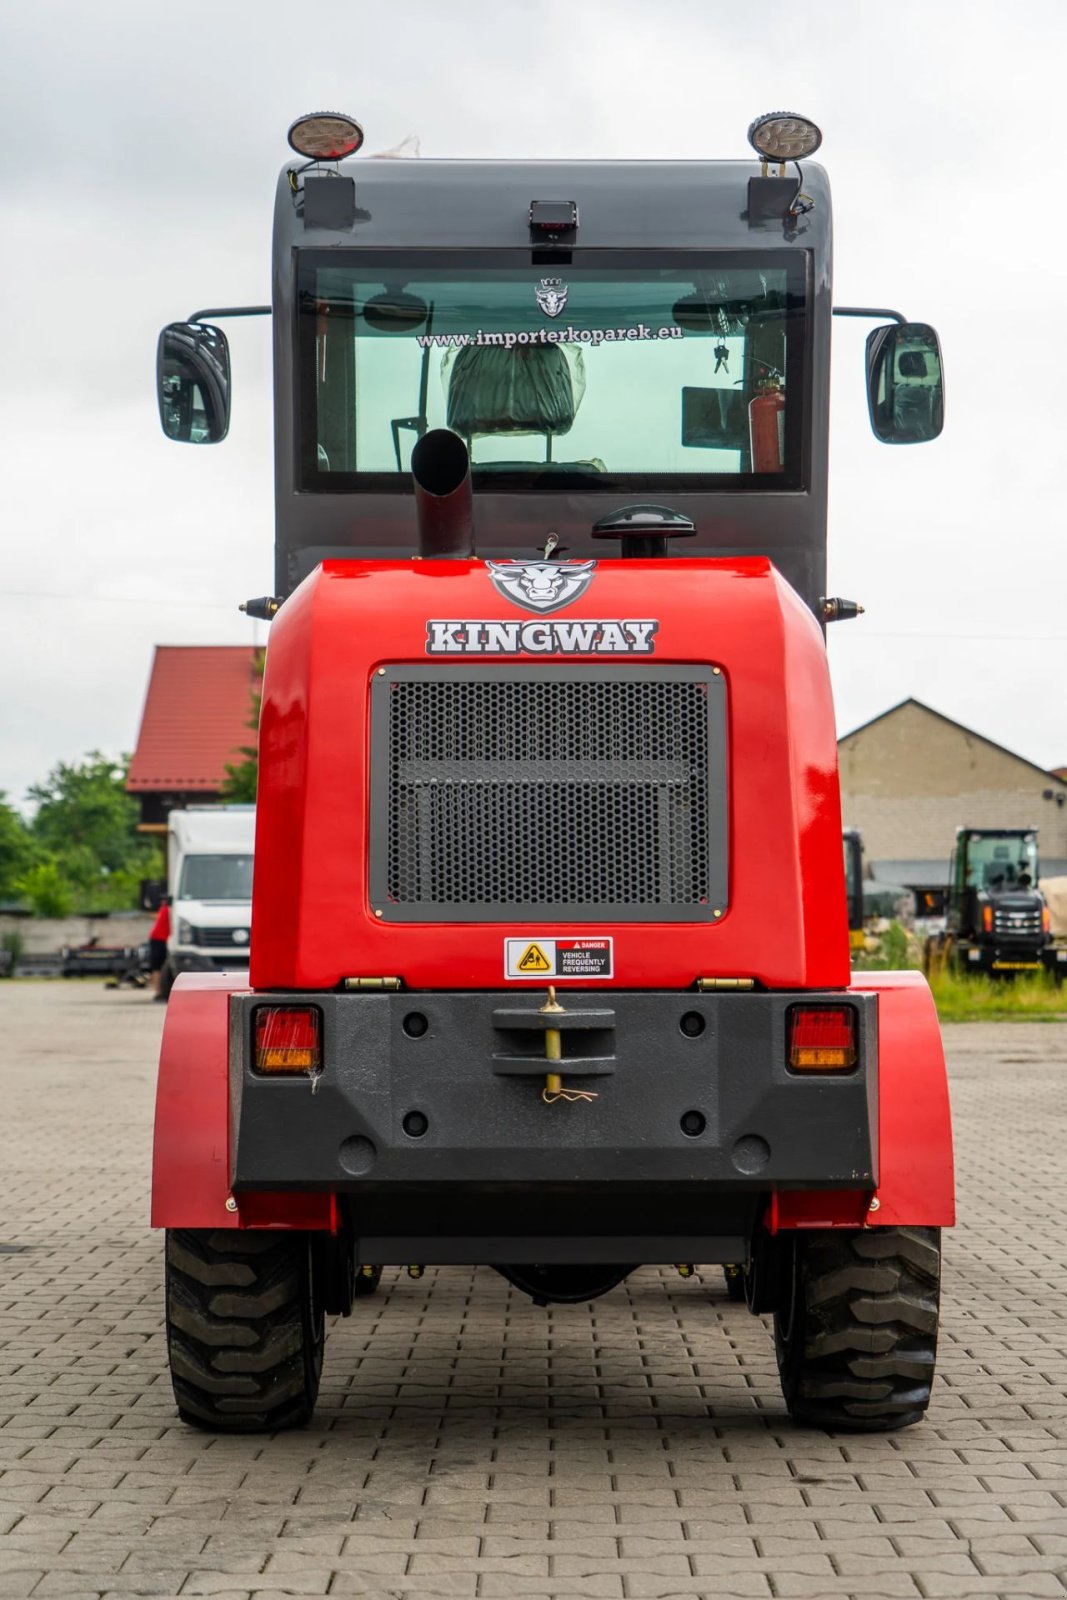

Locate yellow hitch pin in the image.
[540,987,597,1105]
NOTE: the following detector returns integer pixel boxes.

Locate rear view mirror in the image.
[866,321,944,444]
[157,321,231,442]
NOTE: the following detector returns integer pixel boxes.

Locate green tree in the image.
[27,752,160,911]
[0,793,37,901]
[219,649,265,803]
[14,860,73,917]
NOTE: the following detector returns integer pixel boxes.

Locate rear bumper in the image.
[228,989,878,1199]
[956,940,1062,974]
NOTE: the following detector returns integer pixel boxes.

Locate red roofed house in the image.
[127,646,261,830]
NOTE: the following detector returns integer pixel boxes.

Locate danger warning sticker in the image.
[504,937,614,980]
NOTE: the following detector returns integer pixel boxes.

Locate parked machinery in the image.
[926,826,1065,981]
[160,806,255,1000]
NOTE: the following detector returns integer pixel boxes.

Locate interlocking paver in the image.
[3,985,1067,1599]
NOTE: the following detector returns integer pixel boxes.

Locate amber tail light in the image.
[254,1006,322,1073]
[788,1006,856,1071]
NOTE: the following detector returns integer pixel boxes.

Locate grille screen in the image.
[194,926,250,949]
[371,667,725,922]
[993,907,1043,936]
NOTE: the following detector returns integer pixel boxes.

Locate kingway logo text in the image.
[425,619,659,655]
[425,559,658,653]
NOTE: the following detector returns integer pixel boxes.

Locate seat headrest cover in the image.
[446,344,577,437]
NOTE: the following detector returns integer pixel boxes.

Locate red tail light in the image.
[788,1006,856,1071]
[1043,906,1051,935]
[982,904,993,934]
[254,1006,322,1073]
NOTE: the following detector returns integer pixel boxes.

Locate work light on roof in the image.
[747,112,822,162]
[287,112,364,161]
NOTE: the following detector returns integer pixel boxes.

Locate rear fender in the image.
[151,973,333,1231]
[774,970,955,1230]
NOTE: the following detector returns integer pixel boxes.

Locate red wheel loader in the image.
[152,111,953,1432]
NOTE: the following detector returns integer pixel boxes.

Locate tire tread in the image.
[164,1228,323,1433]
[775,1225,941,1432]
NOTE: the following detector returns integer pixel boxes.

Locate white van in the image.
[162,806,255,996]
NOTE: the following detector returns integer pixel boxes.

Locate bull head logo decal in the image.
[485,560,596,614]
[534,277,568,318]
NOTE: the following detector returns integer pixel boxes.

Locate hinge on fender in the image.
[695,977,755,992]
[342,976,403,991]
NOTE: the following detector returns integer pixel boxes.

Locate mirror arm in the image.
[187,305,272,324]
[833,305,906,325]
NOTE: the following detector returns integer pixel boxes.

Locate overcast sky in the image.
[2,0,1065,807]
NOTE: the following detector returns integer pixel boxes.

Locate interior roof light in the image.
[747,112,822,163]
[287,112,365,161]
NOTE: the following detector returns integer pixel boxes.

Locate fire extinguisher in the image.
[748,373,785,473]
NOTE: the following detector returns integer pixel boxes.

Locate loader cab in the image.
[276,190,826,605]
[950,829,1039,907]
[267,160,942,609]
[156,124,943,618]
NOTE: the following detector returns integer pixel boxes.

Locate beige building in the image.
[838,699,1067,895]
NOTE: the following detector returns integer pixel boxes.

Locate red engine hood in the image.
[250,556,849,991]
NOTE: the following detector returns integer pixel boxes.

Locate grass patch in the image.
[929,968,1067,1023]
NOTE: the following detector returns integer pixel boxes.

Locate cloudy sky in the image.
[2,0,1065,806]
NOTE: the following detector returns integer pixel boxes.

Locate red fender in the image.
[151,973,333,1231]
[775,970,955,1230]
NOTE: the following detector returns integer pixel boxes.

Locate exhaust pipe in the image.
[411,429,475,559]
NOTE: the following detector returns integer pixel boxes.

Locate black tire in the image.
[352,1264,383,1296]
[165,1229,324,1432]
[774,1226,941,1431]
[723,1263,746,1301]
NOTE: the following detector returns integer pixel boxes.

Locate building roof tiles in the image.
[126,646,258,792]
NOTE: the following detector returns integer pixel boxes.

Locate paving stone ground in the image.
[0,982,1065,1600]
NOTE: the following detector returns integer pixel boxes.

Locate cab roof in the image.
[276,157,831,252]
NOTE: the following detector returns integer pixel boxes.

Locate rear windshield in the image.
[178,854,254,902]
[297,250,808,493]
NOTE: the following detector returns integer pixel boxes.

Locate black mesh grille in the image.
[374,668,722,921]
